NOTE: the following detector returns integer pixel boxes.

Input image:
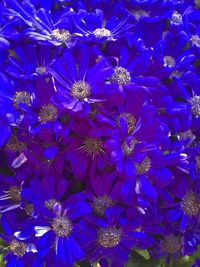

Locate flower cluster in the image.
[1,0,200,266]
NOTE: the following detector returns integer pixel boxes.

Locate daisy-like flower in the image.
[49,45,114,112]
[32,195,91,266]
[82,206,154,267]
[0,174,24,213]
[6,0,76,47]
[6,44,57,79]
[165,171,200,232]
[1,213,38,267]
[73,9,133,42]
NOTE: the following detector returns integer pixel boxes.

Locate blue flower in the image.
[32,195,91,266]
[73,9,133,42]
[49,45,114,112]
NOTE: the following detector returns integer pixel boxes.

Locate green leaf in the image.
[134,249,150,260]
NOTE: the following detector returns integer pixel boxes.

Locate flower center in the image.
[7,186,21,202]
[170,70,183,78]
[93,196,114,216]
[98,226,121,248]
[191,35,200,47]
[132,10,149,21]
[182,192,200,216]
[51,29,71,43]
[24,204,34,216]
[179,129,195,140]
[36,66,46,75]
[45,198,59,210]
[52,216,73,237]
[171,11,182,24]
[163,56,175,68]
[10,240,27,257]
[135,157,151,175]
[8,49,19,60]
[116,113,136,134]
[93,28,111,38]
[38,104,58,123]
[122,139,137,156]
[162,234,181,254]
[196,156,200,169]
[189,96,200,117]
[110,67,131,85]
[70,81,91,100]
[83,138,103,155]
[13,91,31,109]
[5,137,26,152]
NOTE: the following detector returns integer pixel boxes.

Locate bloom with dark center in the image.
[97,226,121,248]
[32,195,91,266]
[162,234,181,254]
[50,45,114,112]
[165,173,200,231]
[73,9,133,42]
[1,214,37,267]
[6,44,56,79]
[0,175,23,213]
[38,104,58,123]
[81,206,154,266]
[6,1,76,47]
[64,117,110,179]
[181,192,200,217]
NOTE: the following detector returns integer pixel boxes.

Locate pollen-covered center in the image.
[170,70,183,79]
[164,56,176,68]
[181,192,200,216]
[10,240,27,257]
[83,138,103,155]
[13,91,31,109]
[52,216,73,237]
[93,196,114,216]
[25,203,34,216]
[110,67,131,85]
[70,81,91,100]
[45,198,60,210]
[189,96,200,117]
[7,186,21,202]
[38,104,58,123]
[196,156,200,169]
[135,157,151,175]
[93,28,111,38]
[171,11,182,24]
[122,139,137,156]
[162,234,181,254]
[36,66,46,75]
[191,35,200,47]
[5,136,26,152]
[132,10,149,21]
[179,129,195,140]
[116,113,136,134]
[51,29,71,43]
[98,226,121,248]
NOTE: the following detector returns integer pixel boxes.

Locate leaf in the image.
[134,249,150,260]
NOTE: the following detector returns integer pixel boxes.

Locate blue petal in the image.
[67,236,84,260]
[125,159,136,178]
[166,209,182,222]
[140,175,157,202]
[5,256,17,267]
